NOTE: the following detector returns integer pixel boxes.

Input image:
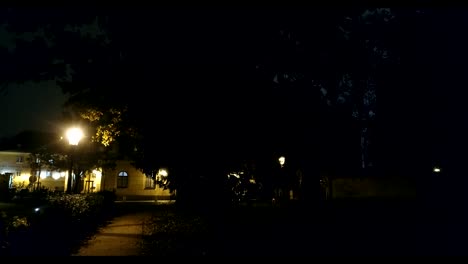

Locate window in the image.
[145,175,155,189]
[16,156,24,163]
[16,171,21,177]
[117,171,128,188]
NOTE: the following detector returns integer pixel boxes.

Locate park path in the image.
[72,201,164,256]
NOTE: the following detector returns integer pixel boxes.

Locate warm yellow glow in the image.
[66,127,84,145]
[158,169,168,177]
[52,172,61,180]
[11,174,29,187]
[433,167,441,173]
[92,168,102,192]
[60,171,66,177]
[92,169,102,178]
[279,156,285,166]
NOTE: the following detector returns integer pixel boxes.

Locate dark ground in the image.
[3,197,468,256]
[136,198,468,256]
[205,200,468,256]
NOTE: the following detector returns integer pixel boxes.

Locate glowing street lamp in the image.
[158,169,168,177]
[278,156,285,168]
[433,167,441,173]
[66,127,84,194]
[156,169,168,185]
[66,128,84,146]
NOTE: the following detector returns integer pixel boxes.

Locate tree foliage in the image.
[253,8,428,174]
[1,8,432,202]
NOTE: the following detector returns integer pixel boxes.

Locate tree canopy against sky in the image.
[1,7,462,191]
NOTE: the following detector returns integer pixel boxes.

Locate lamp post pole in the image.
[66,127,83,194]
[67,147,74,194]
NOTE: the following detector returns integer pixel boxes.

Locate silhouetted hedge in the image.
[0,191,116,256]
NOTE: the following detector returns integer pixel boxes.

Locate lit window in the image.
[117,171,128,188]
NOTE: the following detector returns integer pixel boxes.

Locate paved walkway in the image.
[72,201,167,256]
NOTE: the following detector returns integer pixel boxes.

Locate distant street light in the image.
[433,167,441,173]
[158,169,168,177]
[66,127,84,194]
[278,155,293,200]
[278,156,285,168]
[157,169,168,185]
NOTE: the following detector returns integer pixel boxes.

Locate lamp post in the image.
[66,127,83,194]
[273,156,286,204]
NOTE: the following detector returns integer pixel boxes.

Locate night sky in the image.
[0,80,67,138]
[0,8,273,138]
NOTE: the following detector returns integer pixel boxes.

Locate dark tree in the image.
[0,7,440,207]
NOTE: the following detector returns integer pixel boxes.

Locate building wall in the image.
[0,151,31,188]
[102,160,173,201]
[0,151,66,191]
[331,176,416,199]
[37,176,66,192]
[1,151,174,199]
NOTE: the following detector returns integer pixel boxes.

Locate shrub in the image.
[1,191,117,256]
[6,216,29,233]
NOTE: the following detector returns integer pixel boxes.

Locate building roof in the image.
[0,150,31,155]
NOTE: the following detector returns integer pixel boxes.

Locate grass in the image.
[138,198,468,256]
[138,202,316,256]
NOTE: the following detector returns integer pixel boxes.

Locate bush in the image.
[1,191,117,256]
[47,194,92,219]
[6,216,29,232]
